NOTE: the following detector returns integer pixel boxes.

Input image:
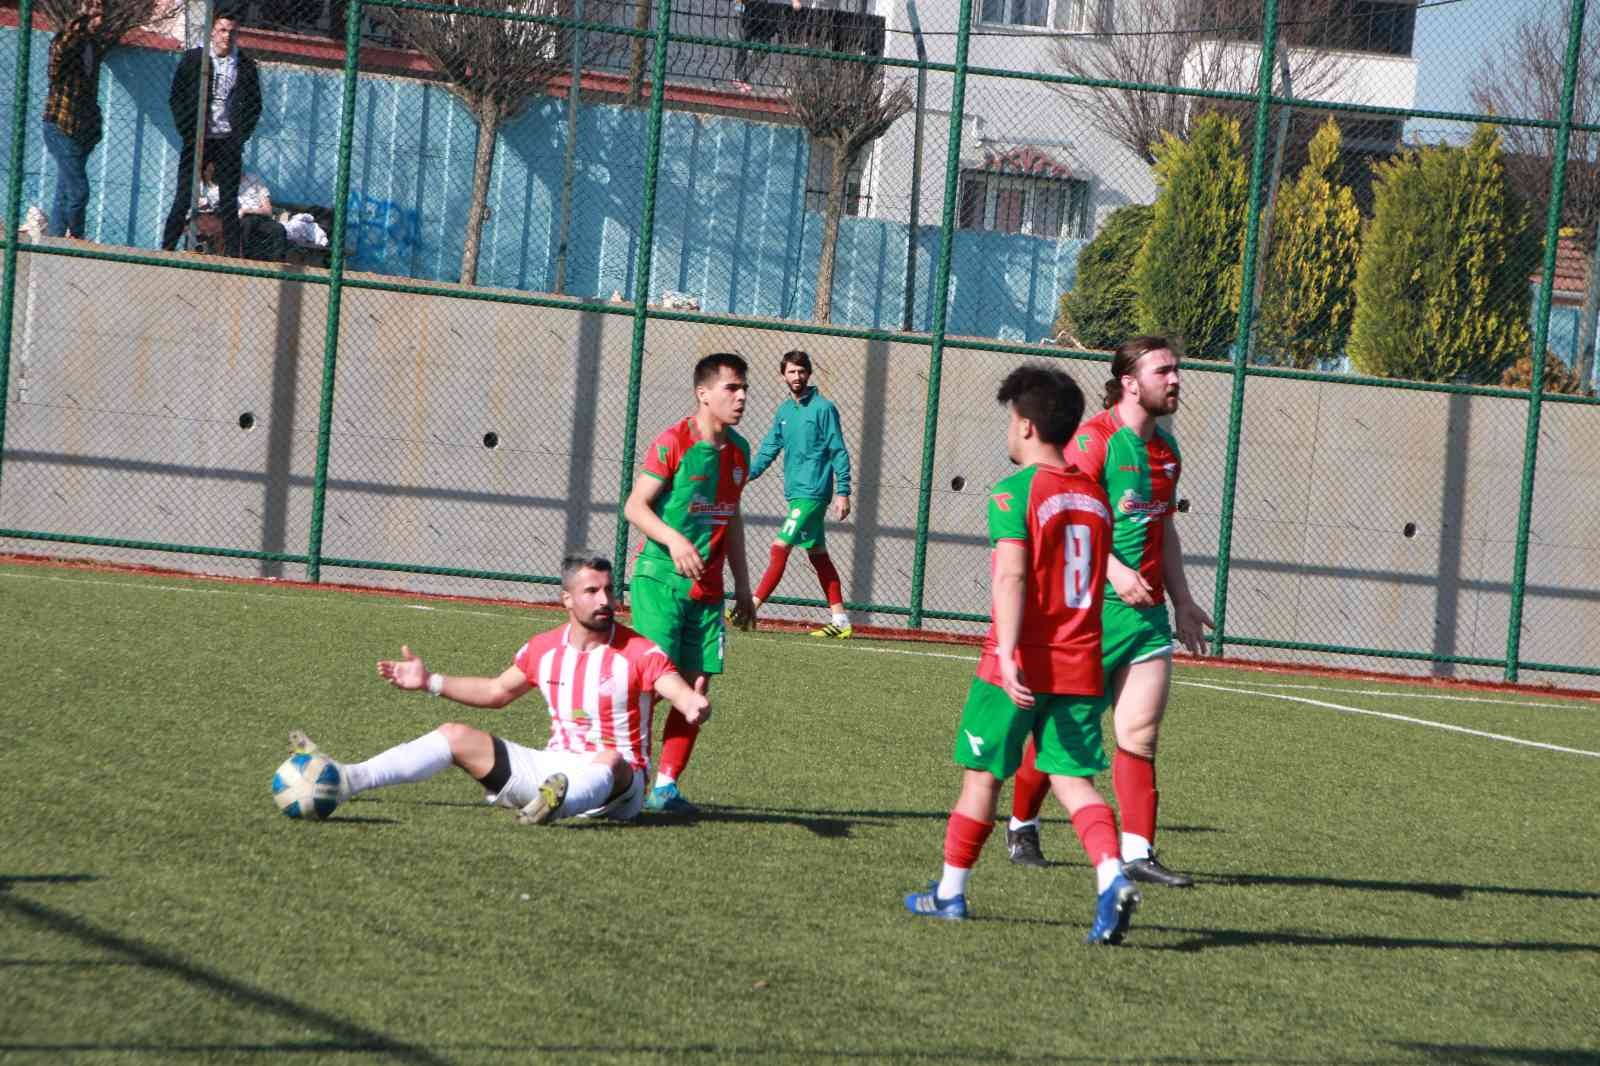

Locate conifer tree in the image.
[1055,205,1152,350]
[1257,119,1361,369]
[1134,113,1248,359]
[1348,126,1536,383]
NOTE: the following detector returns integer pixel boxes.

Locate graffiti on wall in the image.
[344,192,423,272]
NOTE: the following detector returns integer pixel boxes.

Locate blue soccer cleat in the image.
[1085,873,1141,945]
[904,883,968,921]
[643,781,698,814]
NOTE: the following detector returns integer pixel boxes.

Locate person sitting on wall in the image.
[191,160,288,262]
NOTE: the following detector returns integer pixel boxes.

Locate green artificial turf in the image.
[3,561,1597,1065]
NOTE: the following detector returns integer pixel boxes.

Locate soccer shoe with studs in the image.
[643,781,698,814]
[903,883,968,921]
[810,623,853,639]
[1121,852,1194,888]
[287,729,351,804]
[1006,825,1048,867]
[1085,874,1140,946]
[516,773,569,826]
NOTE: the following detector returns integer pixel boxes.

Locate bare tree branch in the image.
[372,0,570,284]
[37,0,183,50]
[782,29,912,321]
[1048,0,1359,165]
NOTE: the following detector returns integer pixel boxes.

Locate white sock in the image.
[653,771,676,790]
[936,863,972,900]
[344,730,454,796]
[1008,816,1039,832]
[1095,858,1123,894]
[556,762,616,819]
[832,611,850,627]
[1121,832,1152,862]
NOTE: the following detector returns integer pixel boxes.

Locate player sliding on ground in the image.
[1005,337,1212,886]
[287,554,710,825]
[623,352,756,814]
[904,364,1141,945]
[745,349,855,638]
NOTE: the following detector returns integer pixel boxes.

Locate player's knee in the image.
[436,721,478,753]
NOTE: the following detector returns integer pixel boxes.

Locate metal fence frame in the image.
[3,0,1598,683]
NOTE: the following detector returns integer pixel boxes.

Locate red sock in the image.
[942,812,994,869]
[754,544,792,602]
[809,551,844,606]
[1070,803,1121,866]
[1011,737,1050,822]
[657,708,701,780]
[1112,747,1158,843]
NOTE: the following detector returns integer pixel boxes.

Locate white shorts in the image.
[483,740,645,822]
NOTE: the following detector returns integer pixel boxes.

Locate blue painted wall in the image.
[0,26,1081,341]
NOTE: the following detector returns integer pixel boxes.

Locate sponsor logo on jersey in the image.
[1117,488,1168,522]
[1118,465,1142,473]
[689,474,710,481]
[1161,462,1178,477]
[688,500,739,517]
[991,491,1014,512]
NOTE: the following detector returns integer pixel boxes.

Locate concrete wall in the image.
[6,250,1599,685]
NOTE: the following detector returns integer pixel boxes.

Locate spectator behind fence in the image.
[193,161,288,262]
[161,9,261,257]
[41,0,107,238]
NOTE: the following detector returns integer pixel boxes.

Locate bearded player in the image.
[904,364,1140,945]
[287,555,710,825]
[1007,336,1212,887]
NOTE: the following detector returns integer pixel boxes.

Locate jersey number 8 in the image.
[1064,523,1093,610]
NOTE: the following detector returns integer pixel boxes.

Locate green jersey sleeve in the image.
[986,468,1032,546]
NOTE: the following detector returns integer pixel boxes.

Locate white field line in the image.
[1174,680,1600,759]
[0,569,517,622]
[1192,680,1585,711]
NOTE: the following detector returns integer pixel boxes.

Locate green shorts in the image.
[775,497,828,551]
[628,573,726,675]
[1102,597,1174,676]
[953,678,1110,779]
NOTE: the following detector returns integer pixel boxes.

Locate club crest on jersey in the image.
[733,466,745,485]
[1161,462,1178,477]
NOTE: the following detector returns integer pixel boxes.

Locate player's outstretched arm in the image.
[991,540,1035,709]
[726,511,756,629]
[749,418,784,481]
[624,472,705,580]
[1162,517,1213,656]
[655,672,711,726]
[377,648,531,708]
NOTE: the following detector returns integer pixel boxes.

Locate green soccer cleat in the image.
[811,623,852,639]
[643,781,698,814]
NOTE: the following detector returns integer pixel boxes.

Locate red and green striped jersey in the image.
[976,463,1112,697]
[634,417,751,604]
[1068,408,1181,604]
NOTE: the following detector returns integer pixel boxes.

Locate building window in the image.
[979,0,1049,30]
[979,0,1110,31]
[958,171,1090,239]
[805,144,869,217]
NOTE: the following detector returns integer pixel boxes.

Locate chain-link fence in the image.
[3,0,1598,686]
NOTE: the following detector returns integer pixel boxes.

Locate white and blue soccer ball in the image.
[271,753,342,820]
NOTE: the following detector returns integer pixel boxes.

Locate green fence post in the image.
[0,0,36,501]
[906,0,974,630]
[1506,0,1588,682]
[610,0,674,582]
[1207,0,1281,657]
[305,0,364,583]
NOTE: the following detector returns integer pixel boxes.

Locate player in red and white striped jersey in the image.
[289,555,710,825]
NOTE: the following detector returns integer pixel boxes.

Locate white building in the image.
[854,0,1421,239]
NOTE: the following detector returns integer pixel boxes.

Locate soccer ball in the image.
[271,753,343,820]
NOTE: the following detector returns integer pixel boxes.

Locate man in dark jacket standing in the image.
[161,9,262,257]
